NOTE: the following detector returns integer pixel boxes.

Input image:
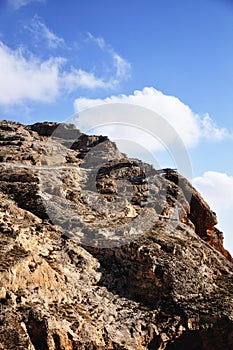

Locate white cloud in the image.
[26,16,64,49]
[8,0,44,10]
[0,29,132,106]
[193,171,233,212]
[74,87,232,149]
[87,32,131,82]
[0,42,62,104]
[87,33,106,50]
[113,52,131,79]
[200,114,231,141]
[0,41,115,105]
[61,69,108,91]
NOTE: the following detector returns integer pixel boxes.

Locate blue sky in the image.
[1,0,233,253]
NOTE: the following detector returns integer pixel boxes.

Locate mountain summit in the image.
[0,120,233,350]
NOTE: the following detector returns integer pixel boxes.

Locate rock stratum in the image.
[0,120,233,349]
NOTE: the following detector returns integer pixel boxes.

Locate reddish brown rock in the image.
[165,169,232,262]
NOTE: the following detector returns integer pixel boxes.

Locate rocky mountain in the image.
[0,120,233,350]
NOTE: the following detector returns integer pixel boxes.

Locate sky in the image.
[1,0,233,252]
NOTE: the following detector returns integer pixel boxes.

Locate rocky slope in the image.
[0,120,233,349]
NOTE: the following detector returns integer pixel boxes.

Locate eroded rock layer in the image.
[0,120,233,350]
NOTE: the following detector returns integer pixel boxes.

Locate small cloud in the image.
[200,113,233,141]
[8,0,45,10]
[113,52,131,79]
[87,32,106,50]
[87,32,131,82]
[25,16,65,49]
[61,68,109,91]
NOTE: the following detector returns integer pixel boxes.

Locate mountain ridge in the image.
[0,120,233,350]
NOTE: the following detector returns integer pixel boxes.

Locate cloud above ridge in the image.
[74,87,233,149]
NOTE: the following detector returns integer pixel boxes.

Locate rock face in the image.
[0,120,233,350]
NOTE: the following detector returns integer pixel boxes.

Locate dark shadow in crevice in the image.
[165,321,233,350]
[25,310,49,350]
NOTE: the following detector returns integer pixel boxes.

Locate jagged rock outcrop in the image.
[0,120,233,350]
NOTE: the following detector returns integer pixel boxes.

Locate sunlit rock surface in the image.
[0,120,233,350]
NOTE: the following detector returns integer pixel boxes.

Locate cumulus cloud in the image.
[0,41,113,105]
[74,87,233,149]
[8,0,44,9]
[0,42,61,104]
[26,16,64,49]
[193,171,233,212]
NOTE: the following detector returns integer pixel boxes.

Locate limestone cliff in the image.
[0,120,233,350]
